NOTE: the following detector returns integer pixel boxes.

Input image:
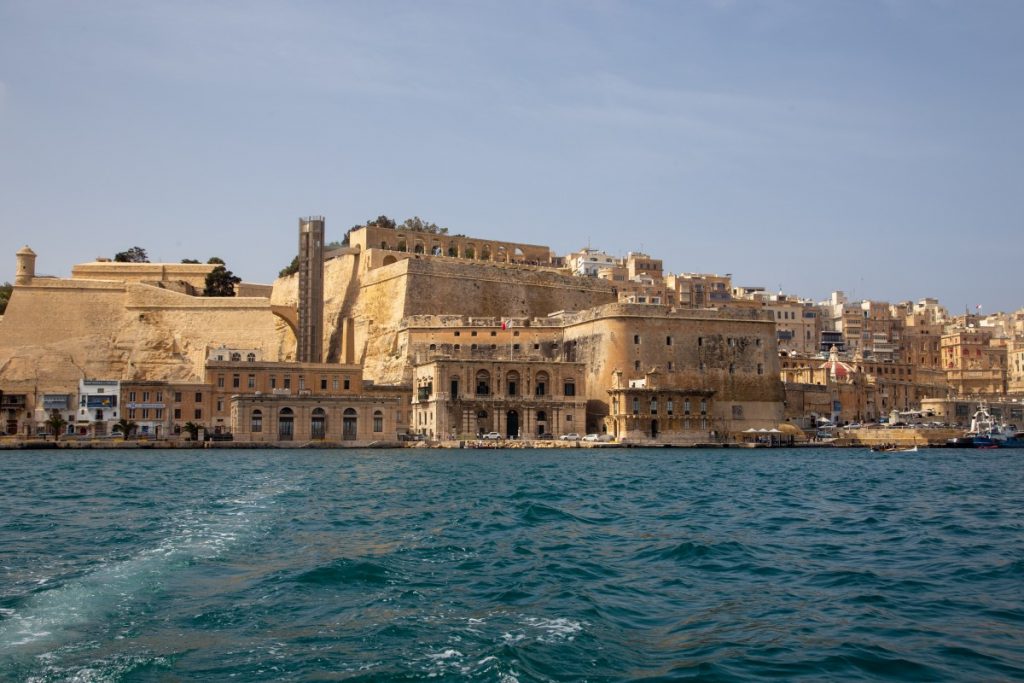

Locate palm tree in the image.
[45,412,67,441]
[113,418,138,440]
[182,421,201,441]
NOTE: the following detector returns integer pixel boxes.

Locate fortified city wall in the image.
[0,268,290,394]
[353,256,617,384]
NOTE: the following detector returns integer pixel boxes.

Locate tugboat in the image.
[945,405,1024,448]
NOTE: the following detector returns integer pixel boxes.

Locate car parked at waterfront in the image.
[482,432,503,440]
[560,433,581,441]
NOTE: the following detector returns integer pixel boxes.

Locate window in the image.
[284,377,291,389]
[231,352,241,361]
[513,344,520,351]
[650,398,657,414]
[343,378,350,390]
[299,377,305,390]
[232,374,240,389]
[128,408,136,419]
[757,363,764,375]
[195,392,202,402]
[251,410,262,432]
[667,361,673,371]
[698,337,703,347]
[634,360,641,371]
[195,408,202,419]
[271,376,277,389]
[373,410,383,433]
[666,336,672,346]
[667,399,674,415]
[129,391,137,402]
[142,408,150,419]
[321,378,327,390]
[155,391,162,402]
[700,399,707,415]
[563,380,575,396]
[429,344,436,351]
[174,408,181,419]
[249,375,256,389]
[476,370,491,396]
[454,331,460,337]
[684,399,691,415]
[155,409,163,419]
[535,373,548,396]
[247,352,256,362]
[217,375,225,388]
[174,392,182,402]
[471,331,477,337]
[632,398,640,415]
[216,399,223,411]
[333,377,339,391]
[490,331,496,337]
[451,378,459,397]
[634,334,641,344]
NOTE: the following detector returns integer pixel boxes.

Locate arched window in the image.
[397,238,407,252]
[431,243,442,256]
[246,352,256,362]
[250,409,262,433]
[476,370,490,396]
[278,407,294,441]
[448,243,457,257]
[343,408,358,440]
[414,241,425,254]
[506,371,520,396]
[311,407,327,439]
[464,244,475,259]
[230,352,242,361]
[480,245,491,260]
[535,372,548,396]
[373,410,384,432]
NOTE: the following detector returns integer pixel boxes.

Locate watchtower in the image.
[298,217,325,363]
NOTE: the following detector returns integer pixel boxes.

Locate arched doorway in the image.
[278,407,294,441]
[343,408,358,441]
[476,410,489,436]
[651,419,659,439]
[382,255,397,266]
[506,410,519,439]
[311,407,327,439]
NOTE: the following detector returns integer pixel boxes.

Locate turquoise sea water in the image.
[0,447,1022,681]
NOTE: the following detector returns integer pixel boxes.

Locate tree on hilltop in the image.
[114,246,149,263]
[0,281,12,315]
[204,261,241,297]
[181,258,201,264]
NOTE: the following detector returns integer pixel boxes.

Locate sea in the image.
[0,447,1022,682]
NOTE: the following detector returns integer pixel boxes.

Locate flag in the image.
[501,319,512,330]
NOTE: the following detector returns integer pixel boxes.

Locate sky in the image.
[1,0,1021,313]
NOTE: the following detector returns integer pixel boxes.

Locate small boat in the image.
[870,444,918,453]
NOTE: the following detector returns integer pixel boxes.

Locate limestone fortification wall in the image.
[0,275,289,394]
[353,258,616,384]
[72,261,215,290]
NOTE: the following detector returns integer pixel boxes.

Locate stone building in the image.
[412,358,587,439]
[606,369,717,443]
[941,327,1007,396]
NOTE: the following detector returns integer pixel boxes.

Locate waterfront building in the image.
[605,369,716,443]
[75,380,121,437]
[412,358,587,439]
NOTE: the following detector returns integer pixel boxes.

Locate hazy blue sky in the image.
[1,1,1021,313]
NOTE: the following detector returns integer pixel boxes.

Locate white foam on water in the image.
[0,480,290,658]
[521,616,583,642]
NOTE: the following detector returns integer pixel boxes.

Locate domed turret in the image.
[15,245,36,286]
